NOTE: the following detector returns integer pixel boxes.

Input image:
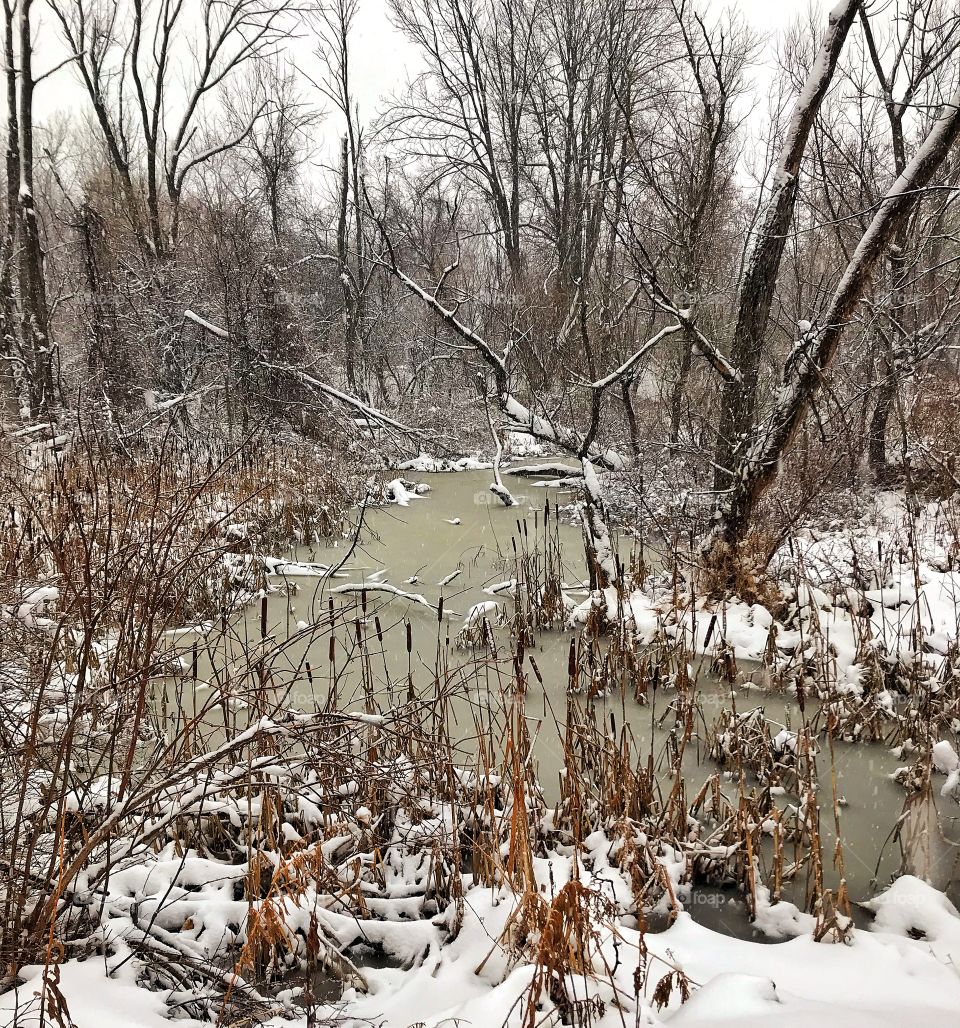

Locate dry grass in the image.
[2,424,955,1023]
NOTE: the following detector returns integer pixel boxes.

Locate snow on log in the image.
[506,462,579,478]
[184,309,230,338]
[330,582,451,615]
[502,395,625,470]
[286,368,421,438]
[484,390,517,506]
[463,600,505,627]
[489,482,516,506]
[384,478,420,506]
[580,458,617,590]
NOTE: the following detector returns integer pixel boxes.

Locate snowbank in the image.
[9,874,960,1028]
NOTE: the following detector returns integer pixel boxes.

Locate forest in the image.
[2,0,960,1025]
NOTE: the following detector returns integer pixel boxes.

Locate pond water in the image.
[160,466,960,939]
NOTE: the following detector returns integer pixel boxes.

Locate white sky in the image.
[28,0,824,177]
[33,0,822,121]
[337,0,824,117]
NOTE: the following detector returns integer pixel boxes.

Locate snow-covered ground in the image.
[7,477,960,1028]
[6,870,960,1027]
[567,491,960,696]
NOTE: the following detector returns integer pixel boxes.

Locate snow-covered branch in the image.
[183,310,230,339]
[383,259,626,469]
[501,395,626,470]
[711,80,960,549]
[276,366,421,438]
[330,581,453,615]
[589,324,684,390]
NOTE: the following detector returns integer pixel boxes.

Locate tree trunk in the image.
[867,241,908,481]
[581,459,615,592]
[338,134,361,398]
[622,379,639,457]
[713,0,860,494]
[867,359,894,479]
[0,0,22,416]
[669,329,695,445]
[707,83,960,558]
[79,203,128,406]
[17,0,55,417]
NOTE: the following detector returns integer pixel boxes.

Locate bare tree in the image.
[708,78,960,557]
[50,0,293,263]
[312,0,376,398]
[712,0,862,497]
[643,2,752,444]
[856,0,960,479]
[228,58,320,250]
[0,0,58,418]
[0,0,23,414]
[386,0,535,285]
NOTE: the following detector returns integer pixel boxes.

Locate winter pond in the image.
[158,466,960,939]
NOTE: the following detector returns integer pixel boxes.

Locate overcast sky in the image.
[339,0,824,117]
[30,0,826,161]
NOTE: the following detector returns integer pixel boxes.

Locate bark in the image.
[0,0,22,415]
[337,134,361,396]
[581,458,615,591]
[484,389,516,506]
[78,203,128,406]
[17,0,55,416]
[867,352,895,478]
[858,4,911,481]
[622,378,639,456]
[669,327,695,445]
[713,0,861,493]
[708,82,960,555]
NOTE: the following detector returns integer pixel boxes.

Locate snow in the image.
[462,599,504,627]
[397,453,492,472]
[384,478,419,505]
[752,884,813,939]
[500,396,624,470]
[260,556,336,577]
[861,875,960,963]
[14,872,960,1028]
[669,974,784,1022]
[6,585,60,627]
[489,481,516,506]
[1,950,207,1028]
[935,740,960,800]
[581,458,618,585]
[184,308,230,339]
[331,581,446,615]
[13,468,960,1028]
[570,494,960,703]
[933,741,959,776]
[506,427,547,457]
[506,461,579,477]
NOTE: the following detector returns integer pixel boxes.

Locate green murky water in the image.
[158,467,960,936]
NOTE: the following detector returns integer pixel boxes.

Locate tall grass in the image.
[1,424,955,1023]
